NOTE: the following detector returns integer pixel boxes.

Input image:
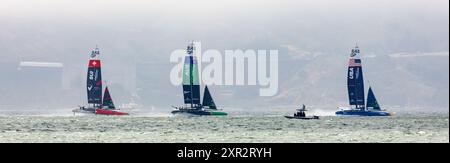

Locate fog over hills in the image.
[0,0,448,111]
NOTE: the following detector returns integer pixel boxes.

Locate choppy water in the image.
[0,111,448,143]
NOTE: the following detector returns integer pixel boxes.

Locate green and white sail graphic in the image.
[182,44,201,106]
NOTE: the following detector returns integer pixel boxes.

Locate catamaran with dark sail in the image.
[335,45,392,116]
[73,46,128,115]
[171,42,227,116]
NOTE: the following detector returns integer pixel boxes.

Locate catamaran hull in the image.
[72,107,96,114]
[171,109,227,116]
[95,108,129,115]
[335,110,392,116]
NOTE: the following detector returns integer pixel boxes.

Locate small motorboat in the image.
[284,115,319,120]
[285,104,319,120]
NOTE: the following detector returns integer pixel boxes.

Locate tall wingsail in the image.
[366,87,381,111]
[87,47,102,106]
[182,42,201,107]
[347,46,365,109]
[102,86,116,109]
[202,85,217,110]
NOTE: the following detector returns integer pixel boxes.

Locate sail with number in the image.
[87,47,102,105]
[182,42,201,107]
[347,46,365,109]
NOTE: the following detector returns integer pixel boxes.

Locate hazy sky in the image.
[0,0,448,109]
[1,0,448,55]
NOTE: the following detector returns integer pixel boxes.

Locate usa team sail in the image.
[336,45,392,116]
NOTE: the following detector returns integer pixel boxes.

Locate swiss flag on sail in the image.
[89,59,101,68]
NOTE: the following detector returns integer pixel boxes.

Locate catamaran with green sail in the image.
[171,42,227,116]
